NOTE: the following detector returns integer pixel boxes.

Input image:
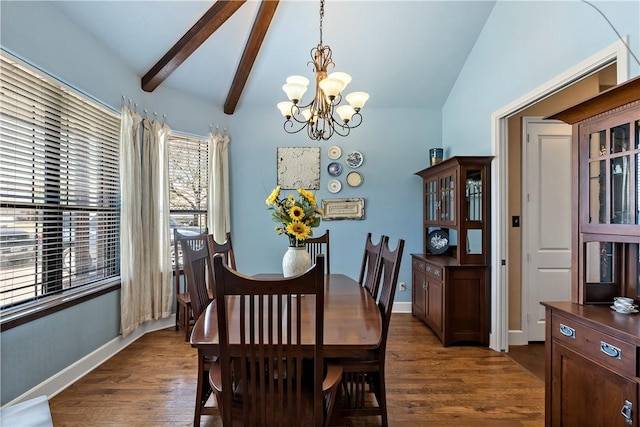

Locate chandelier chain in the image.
[319,0,324,45]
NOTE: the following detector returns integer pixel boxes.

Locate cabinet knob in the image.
[559,323,575,339]
[621,400,633,425]
[600,341,622,360]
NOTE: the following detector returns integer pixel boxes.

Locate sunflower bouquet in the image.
[265,185,323,247]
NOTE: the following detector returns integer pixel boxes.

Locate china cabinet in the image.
[411,156,492,346]
[543,76,640,426]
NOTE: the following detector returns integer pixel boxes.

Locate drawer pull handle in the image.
[559,324,575,339]
[426,266,432,272]
[600,341,622,360]
[621,400,632,425]
[435,270,441,277]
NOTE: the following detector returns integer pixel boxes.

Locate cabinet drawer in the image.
[424,261,443,281]
[551,313,638,378]
[412,258,425,273]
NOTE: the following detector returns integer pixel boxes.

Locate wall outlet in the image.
[399,282,406,292]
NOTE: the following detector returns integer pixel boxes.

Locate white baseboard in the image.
[508,329,528,346]
[392,301,412,313]
[4,316,175,408]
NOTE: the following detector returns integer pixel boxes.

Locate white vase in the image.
[282,246,311,277]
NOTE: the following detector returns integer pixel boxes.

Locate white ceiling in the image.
[51,1,496,112]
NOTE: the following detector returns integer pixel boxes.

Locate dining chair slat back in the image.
[208,254,341,427]
[341,237,404,427]
[182,234,214,320]
[209,231,237,271]
[174,228,208,341]
[305,229,330,274]
[181,232,219,426]
[358,233,389,301]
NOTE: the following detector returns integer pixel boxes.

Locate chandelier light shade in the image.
[277,0,369,141]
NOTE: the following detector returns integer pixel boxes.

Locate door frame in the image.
[489,39,629,352]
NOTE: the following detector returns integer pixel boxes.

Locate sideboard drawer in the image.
[551,313,638,378]
[424,261,443,281]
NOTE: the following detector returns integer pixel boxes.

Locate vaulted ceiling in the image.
[51,1,496,113]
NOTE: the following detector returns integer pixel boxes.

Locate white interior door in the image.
[523,117,572,341]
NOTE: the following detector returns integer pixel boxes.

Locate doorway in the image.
[489,39,629,352]
[522,117,572,342]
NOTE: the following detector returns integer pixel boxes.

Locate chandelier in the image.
[276,0,369,141]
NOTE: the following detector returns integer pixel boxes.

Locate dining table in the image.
[190,273,382,358]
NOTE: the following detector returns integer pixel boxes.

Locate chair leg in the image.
[193,352,213,427]
[183,304,192,342]
[372,370,388,427]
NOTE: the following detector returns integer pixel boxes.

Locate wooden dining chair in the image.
[341,237,405,427]
[209,231,237,271]
[306,229,330,274]
[208,253,342,427]
[174,228,208,341]
[358,233,389,301]
[181,233,218,427]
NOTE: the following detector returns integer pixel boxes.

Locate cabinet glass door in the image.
[587,121,638,227]
[466,169,482,221]
[631,120,640,226]
[424,179,438,223]
[439,174,456,224]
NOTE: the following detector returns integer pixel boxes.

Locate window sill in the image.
[0,279,121,332]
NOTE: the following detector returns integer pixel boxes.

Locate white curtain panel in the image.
[119,106,143,337]
[208,131,231,243]
[119,107,172,337]
[141,118,173,319]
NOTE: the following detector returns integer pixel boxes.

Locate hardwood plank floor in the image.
[48,314,544,426]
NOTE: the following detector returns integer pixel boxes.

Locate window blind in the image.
[0,52,120,310]
[167,132,208,267]
[168,132,208,228]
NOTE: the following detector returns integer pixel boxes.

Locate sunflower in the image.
[288,205,305,221]
[286,221,310,241]
[265,185,281,205]
[298,188,317,206]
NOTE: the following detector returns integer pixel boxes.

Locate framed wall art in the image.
[321,198,365,220]
[277,147,320,190]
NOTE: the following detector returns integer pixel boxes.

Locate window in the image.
[167,132,208,263]
[0,52,120,312]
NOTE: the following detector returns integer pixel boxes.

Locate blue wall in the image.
[1,0,639,405]
[443,0,639,154]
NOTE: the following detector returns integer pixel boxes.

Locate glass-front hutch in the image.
[543,76,639,427]
[412,156,492,346]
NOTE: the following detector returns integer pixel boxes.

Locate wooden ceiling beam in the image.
[142,0,246,92]
[223,0,279,115]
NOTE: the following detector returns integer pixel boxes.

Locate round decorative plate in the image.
[426,229,449,255]
[346,171,363,187]
[345,151,363,168]
[327,179,341,193]
[328,146,342,160]
[327,162,342,177]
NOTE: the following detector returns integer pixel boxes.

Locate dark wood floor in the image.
[48,314,544,426]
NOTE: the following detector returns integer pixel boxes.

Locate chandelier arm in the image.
[283,119,311,135]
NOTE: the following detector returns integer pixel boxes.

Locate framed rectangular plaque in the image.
[321,198,365,220]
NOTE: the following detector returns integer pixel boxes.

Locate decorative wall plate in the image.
[328,179,342,193]
[426,229,449,255]
[328,146,342,160]
[345,151,363,168]
[327,162,342,177]
[346,171,363,187]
